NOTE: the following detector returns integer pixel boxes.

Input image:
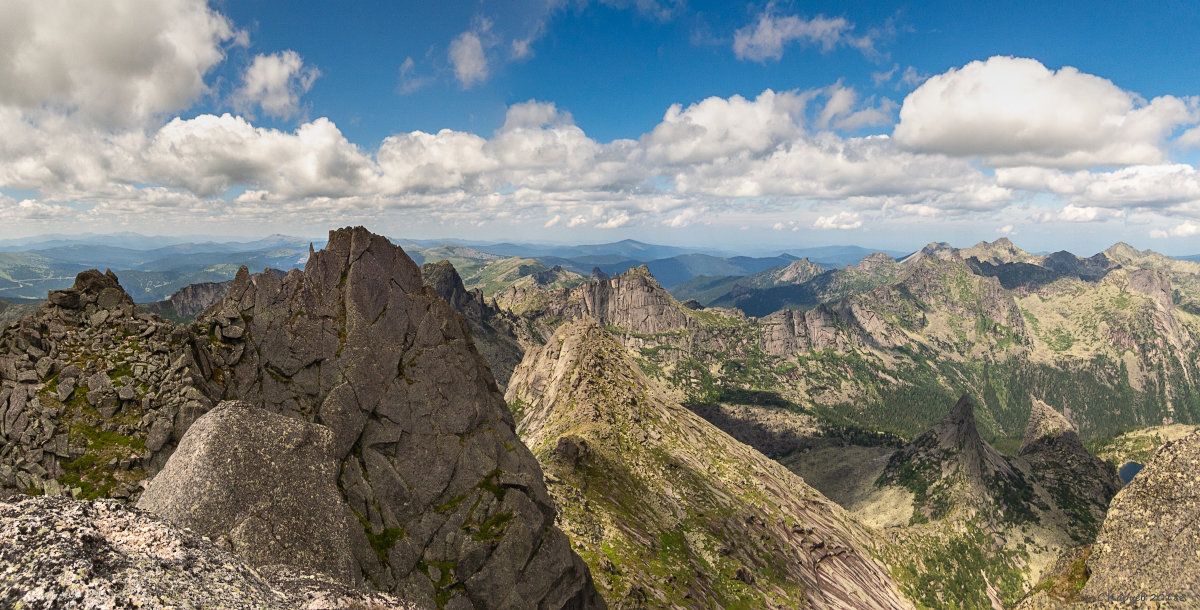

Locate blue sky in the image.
[3,0,1200,254]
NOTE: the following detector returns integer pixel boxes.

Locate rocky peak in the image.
[777,258,824,283]
[904,241,959,264]
[1018,397,1120,543]
[0,268,211,501]
[1041,250,1114,281]
[1126,268,1174,310]
[961,237,1036,265]
[590,266,609,281]
[530,264,574,286]
[934,393,984,451]
[192,226,602,608]
[421,259,480,314]
[421,259,522,390]
[854,252,897,271]
[45,269,135,319]
[1020,397,1078,455]
[1102,241,1141,262]
[879,394,1026,523]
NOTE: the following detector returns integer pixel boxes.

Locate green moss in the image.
[417,560,465,609]
[476,469,506,501]
[108,363,134,385]
[435,493,468,514]
[469,511,513,542]
[368,526,405,562]
[351,507,405,564]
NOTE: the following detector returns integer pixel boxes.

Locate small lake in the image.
[1119,461,1144,484]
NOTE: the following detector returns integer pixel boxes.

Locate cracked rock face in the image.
[0,495,414,610]
[192,226,602,608]
[137,401,359,586]
[422,261,523,391]
[1080,430,1200,604]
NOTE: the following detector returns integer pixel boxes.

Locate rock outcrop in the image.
[0,495,414,609]
[191,227,602,608]
[0,269,211,500]
[507,318,912,609]
[137,401,358,586]
[169,279,235,318]
[1080,430,1200,605]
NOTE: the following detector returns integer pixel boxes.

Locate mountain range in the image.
[2,228,1199,608]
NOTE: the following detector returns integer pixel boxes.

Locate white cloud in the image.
[1167,221,1200,237]
[733,11,867,61]
[233,51,320,119]
[0,0,239,128]
[1037,204,1125,223]
[996,164,1200,209]
[143,114,376,198]
[814,211,863,229]
[450,29,490,88]
[997,224,1014,235]
[378,129,497,193]
[817,83,897,130]
[895,56,1199,168]
[642,90,809,165]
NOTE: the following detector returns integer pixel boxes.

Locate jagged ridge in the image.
[507,317,911,609]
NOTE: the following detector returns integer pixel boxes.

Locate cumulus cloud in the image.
[814,211,863,229]
[143,114,376,198]
[0,0,240,128]
[642,90,809,165]
[233,51,320,119]
[733,11,870,61]
[895,56,1199,168]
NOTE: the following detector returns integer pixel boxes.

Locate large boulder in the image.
[136,401,358,586]
[0,495,413,609]
[191,227,602,608]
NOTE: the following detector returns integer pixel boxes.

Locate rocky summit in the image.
[0,268,212,501]
[0,495,414,610]
[506,317,912,609]
[190,227,602,608]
